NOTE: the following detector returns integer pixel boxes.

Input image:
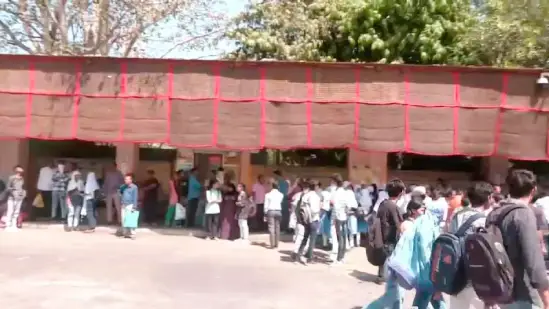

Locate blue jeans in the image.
[51,190,67,219]
[364,270,404,309]
[67,205,82,228]
[86,199,97,229]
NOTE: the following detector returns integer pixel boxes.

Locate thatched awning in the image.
[0,54,547,160]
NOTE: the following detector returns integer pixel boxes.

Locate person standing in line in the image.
[375,178,405,283]
[119,173,139,239]
[330,179,358,264]
[4,165,26,231]
[265,179,284,249]
[36,162,54,218]
[83,172,100,232]
[141,169,160,226]
[291,181,307,259]
[186,168,202,228]
[219,183,239,240]
[236,183,254,243]
[164,171,181,227]
[103,162,124,225]
[51,161,69,222]
[205,179,222,240]
[274,170,290,232]
[251,175,267,231]
[66,170,85,231]
[296,179,322,264]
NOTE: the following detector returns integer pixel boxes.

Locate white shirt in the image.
[396,193,410,215]
[534,196,549,224]
[265,189,283,212]
[331,187,358,221]
[427,197,449,227]
[356,188,373,211]
[321,190,332,211]
[373,190,389,212]
[205,189,222,214]
[302,190,322,222]
[37,166,53,191]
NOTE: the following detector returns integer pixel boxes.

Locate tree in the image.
[226,0,473,64]
[463,0,549,67]
[0,0,227,57]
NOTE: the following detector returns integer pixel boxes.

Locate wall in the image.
[388,170,472,189]
[248,165,347,187]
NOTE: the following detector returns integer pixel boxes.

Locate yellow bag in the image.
[33,193,44,208]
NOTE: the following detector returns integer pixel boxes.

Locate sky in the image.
[150,0,248,59]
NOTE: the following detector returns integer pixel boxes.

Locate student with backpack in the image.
[433,182,493,309]
[330,178,357,264]
[295,179,322,264]
[465,170,549,309]
[367,179,405,283]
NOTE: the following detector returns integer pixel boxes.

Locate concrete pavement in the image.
[0,228,413,309]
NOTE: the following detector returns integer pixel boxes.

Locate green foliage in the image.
[226,0,474,64]
[463,0,549,67]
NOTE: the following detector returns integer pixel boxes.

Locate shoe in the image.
[64,226,72,232]
[299,256,308,265]
[5,226,17,232]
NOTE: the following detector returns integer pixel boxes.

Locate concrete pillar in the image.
[0,139,29,182]
[482,157,510,184]
[116,143,139,175]
[239,151,252,188]
[347,149,388,184]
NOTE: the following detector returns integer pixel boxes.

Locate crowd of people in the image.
[363,169,549,309]
[3,159,549,309]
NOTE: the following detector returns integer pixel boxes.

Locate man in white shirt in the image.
[295,179,322,264]
[36,162,54,218]
[448,181,494,309]
[330,179,358,264]
[264,180,284,249]
[427,186,452,228]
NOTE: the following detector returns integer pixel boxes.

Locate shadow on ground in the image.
[277,249,332,264]
[349,270,381,284]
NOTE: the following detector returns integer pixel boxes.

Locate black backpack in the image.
[464,205,522,304]
[365,201,389,266]
[430,212,485,295]
[295,193,311,225]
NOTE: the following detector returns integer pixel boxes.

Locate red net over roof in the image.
[0,54,547,160]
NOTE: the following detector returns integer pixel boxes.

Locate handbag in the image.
[123,207,140,229]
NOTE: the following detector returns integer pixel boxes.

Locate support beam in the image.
[482,157,510,184]
[116,143,139,175]
[239,151,252,188]
[347,149,388,184]
[0,139,29,182]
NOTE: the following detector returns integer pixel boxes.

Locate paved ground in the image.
[0,227,412,309]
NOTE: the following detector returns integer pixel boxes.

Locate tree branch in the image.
[0,19,34,54]
[160,27,226,58]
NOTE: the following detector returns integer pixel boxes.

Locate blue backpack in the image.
[430,212,485,295]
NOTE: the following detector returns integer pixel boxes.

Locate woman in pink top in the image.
[250,175,267,231]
